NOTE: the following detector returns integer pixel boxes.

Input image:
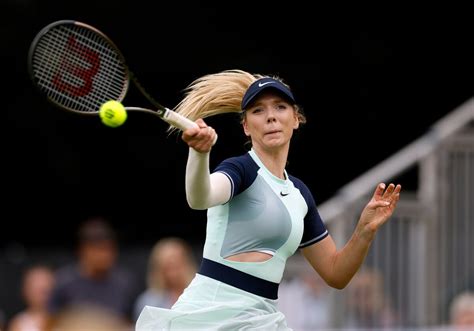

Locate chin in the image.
[263,141,286,149]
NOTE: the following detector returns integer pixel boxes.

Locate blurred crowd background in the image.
[1,191,473,331]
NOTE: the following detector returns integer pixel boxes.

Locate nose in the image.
[266,108,277,123]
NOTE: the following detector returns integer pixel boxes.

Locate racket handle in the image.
[163,108,199,130]
[164,108,218,144]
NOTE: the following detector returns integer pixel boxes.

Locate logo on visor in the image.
[258,81,275,87]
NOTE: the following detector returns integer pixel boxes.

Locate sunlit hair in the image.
[450,291,474,324]
[169,69,306,132]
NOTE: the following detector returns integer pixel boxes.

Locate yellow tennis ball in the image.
[99,100,127,128]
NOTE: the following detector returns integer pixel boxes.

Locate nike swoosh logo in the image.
[258,81,275,87]
[280,191,289,196]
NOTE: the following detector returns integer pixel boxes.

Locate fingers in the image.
[372,200,391,208]
[393,184,402,195]
[378,183,402,211]
[182,118,206,138]
[381,183,394,202]
[181,119,217,153]
[383,183,401,199]
[373,183,402,208]
[195,126,216,144]
[373,183,386,200]
[390,184,402,206]
[375,183,401,198]
[182,119,211,140]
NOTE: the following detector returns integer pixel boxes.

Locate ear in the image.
[293,110,300,130]
[242,119,251,136]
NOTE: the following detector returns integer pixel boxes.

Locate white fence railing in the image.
[279,101,474,329]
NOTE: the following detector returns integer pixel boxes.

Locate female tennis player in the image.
[136,70,402,330]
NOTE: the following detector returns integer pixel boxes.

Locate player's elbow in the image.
[186,196,209,210]
[329,280,349,290]
[326,277,350,290]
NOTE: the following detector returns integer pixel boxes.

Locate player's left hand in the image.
[357,183,402,241]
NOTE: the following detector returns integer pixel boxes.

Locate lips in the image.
[265,130,281,135]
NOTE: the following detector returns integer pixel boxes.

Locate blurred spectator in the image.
[449,291,474,329]
[133,237,196,321]
[278,257,331,331]
[45,305,129,331]
[7,265,55,331]
[47,217,138,326]
[343,267,398,329]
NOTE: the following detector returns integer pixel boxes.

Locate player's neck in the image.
[252,146,288,180]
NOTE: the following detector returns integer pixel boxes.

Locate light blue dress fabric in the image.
[136,150,328,330]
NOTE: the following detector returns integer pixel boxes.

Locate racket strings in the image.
[31,24,128,113]
[33,32,86,111]
[75,27,128,105]
[33,28,99,111]
[63,25,127,107]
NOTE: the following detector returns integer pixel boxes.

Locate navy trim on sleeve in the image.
[289,175,329,248]
[215,171,235,200]
[299,230,329,248]
[213,153,259,198]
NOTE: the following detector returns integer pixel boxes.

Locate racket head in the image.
[28,20,130,115]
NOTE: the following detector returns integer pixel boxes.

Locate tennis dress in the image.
[136,149,329,330]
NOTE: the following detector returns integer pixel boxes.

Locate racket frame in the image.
[28,20,198,131]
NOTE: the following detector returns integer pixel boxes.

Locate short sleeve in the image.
[213,153,259,199]
[290,176,329,248]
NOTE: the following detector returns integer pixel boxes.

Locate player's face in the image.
[243,91,299,150]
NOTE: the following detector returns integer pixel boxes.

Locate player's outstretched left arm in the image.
[302,183,401,289]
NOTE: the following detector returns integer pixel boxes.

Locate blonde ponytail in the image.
[167,70,261,132]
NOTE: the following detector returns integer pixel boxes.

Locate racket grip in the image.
[164,108,217,145]
[164,109,199,130]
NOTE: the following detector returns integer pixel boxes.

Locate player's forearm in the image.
[330,229,373,289]
[185,148,212,209]
[185,148,230,210]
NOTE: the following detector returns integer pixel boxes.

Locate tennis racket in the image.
[27,20,198,132]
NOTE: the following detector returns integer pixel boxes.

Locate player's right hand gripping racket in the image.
[28,20,199,132]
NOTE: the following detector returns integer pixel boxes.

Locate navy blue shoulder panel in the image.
[213,153,259,198]
[289,175,329,248]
